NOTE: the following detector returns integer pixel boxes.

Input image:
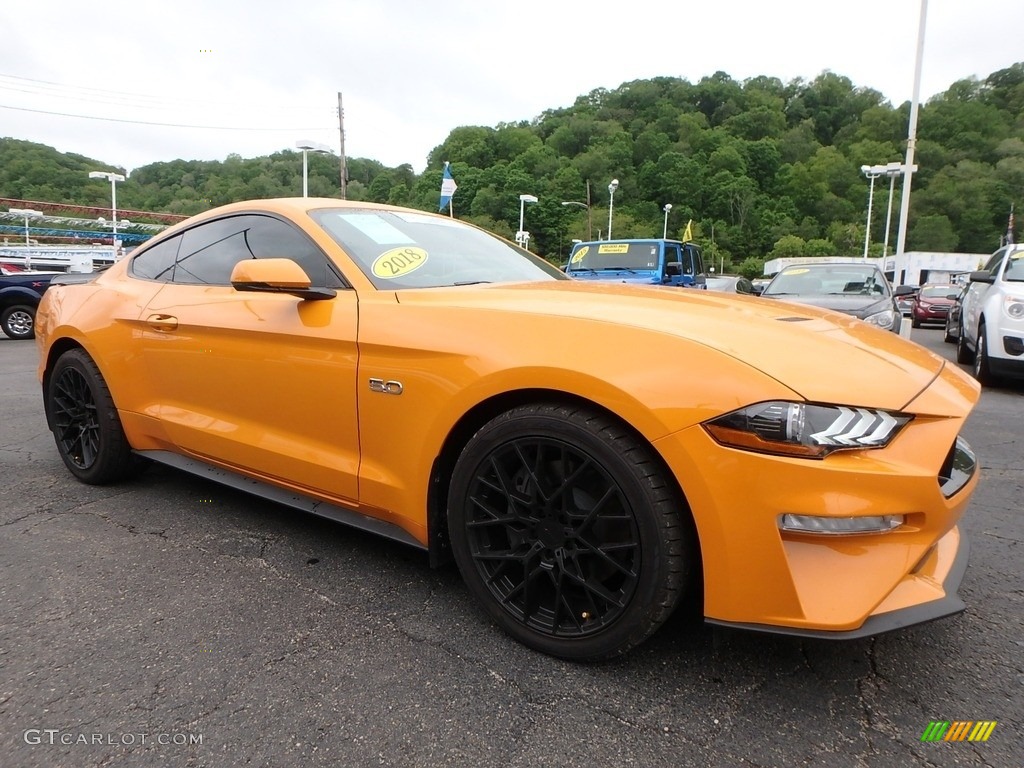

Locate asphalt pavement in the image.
[1,328,1021,767]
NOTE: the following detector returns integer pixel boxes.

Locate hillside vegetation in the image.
[2,64,1022,273]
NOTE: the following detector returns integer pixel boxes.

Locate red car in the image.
[911,284,960,328]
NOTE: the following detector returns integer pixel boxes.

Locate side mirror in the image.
[750,284,765,296]
[230,258,336,300]
[893,285,917,296]
[968,270,995,284]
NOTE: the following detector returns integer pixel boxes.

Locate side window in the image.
[173,215,340,287]
[130,234,181,282]
[663,244,683,276]
[687,245,704,275]
[174,217,255,285]
[242,216,339,287]
[983,248,1005,275]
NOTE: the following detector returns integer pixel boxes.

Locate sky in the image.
[1,0,1023,177]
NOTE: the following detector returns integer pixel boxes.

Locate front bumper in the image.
[707,527,969,639]
[914,306,950,323]
[653,365,979,638]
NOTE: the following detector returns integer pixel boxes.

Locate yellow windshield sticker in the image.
[598,244,630,254]
[570,245,589,264]
[784,267,810,275]
[372,247,428,279]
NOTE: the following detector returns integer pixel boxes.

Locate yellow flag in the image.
[682,219,693,241]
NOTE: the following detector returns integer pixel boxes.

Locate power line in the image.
[0,72,327,113]
[0,103,324,132]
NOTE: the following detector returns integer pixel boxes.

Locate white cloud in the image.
[1,0,1021,175]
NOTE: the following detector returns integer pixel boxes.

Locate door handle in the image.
[146,314,178,331]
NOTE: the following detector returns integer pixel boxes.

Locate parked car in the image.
[0,268,61,339]
[36,199,980,660]
[955,244,1024,385]
[911,284,960,328]
[943,284,968,344]
[705,274,754,294]
[759,262,914,334]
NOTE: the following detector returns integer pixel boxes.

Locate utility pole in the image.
[338,92,348,200]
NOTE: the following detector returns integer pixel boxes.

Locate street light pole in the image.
[561,201,591,241]
[517,194,538,251]
[662,203,672,239]
[860,165,882,260]
[8,208,43,268]
[893,0,929,286]
[879,161,909,258]
[607,179,619,240]
[296,139,331,198]
[88,170,126,247]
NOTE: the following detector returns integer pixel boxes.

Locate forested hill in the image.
[2,64,1022,271]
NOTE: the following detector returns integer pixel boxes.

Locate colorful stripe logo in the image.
[921,721,997,742]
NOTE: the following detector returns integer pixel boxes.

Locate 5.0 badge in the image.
[368,378,404,395]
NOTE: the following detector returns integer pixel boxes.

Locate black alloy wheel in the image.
[448,403,693,661]
[48,349,137,484]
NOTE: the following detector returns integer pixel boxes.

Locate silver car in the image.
[759,262,912,334]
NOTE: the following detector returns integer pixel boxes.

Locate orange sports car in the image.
[36,198,981,661]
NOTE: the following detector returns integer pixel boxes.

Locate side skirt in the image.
[137,449,425,550]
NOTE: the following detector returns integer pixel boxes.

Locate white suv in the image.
[956,244,1024,385]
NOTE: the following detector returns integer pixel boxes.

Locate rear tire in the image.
[955,323,974,364]
[447,403,694,661]
[47,349,137,484]
[1,304,36,340]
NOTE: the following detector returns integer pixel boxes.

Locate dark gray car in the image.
[759,262,912,334]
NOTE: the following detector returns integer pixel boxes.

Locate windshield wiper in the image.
[453,280,491,286]
[601,266,638,273]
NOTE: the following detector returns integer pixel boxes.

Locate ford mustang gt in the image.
[36,198,981,661]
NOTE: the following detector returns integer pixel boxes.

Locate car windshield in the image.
[920,285,957,298]
[310,208,566,289]
[568,241,661,271]
[1006,251,1024,282]
[763,265,889,298]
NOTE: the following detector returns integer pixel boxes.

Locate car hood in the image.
[761,293,892,317]
[399,281,946,411]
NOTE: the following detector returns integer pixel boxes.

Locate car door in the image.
[961,248,1006,347]
[133,213,360,503]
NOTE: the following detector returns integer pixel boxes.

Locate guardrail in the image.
[0,246,118,272]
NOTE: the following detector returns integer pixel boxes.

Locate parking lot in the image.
[1,328,1020,767]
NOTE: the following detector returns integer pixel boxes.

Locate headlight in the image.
[863,308,896,329]
[1004,295,1024,320]
[704,401,913,459]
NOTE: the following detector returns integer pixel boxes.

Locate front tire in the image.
[448,403,693,661]
[1,304,36,340]
[47,349,137,484]
[973,321,996,386]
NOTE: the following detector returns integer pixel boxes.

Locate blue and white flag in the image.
[439,162,457,212]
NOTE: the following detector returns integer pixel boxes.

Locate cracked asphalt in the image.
[1,329,1021,767]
